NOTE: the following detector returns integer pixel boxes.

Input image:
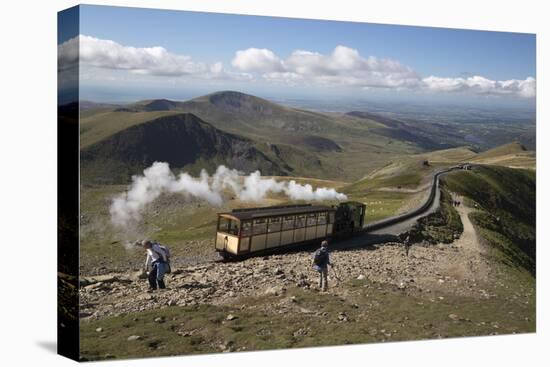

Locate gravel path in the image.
[452,195,484,254]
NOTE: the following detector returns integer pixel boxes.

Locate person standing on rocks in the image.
[312,240,333,291]
[142,240,169,291]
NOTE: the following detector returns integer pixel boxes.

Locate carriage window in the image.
[268,217,282,233]
[328,212,335,224]
[307,213,317,226]
[295,215,306,228]
[282,215,295,230]
[218,217,240,235]
[317,212,327,225]
[252,218,267,235]
[241,220,252,236]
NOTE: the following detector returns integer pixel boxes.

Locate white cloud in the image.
[58,35,536,99]
[58,35,228,78]
[231,48,286,73]
[232,45,420,89]
[422,75,536,98]
[231,45,535,98]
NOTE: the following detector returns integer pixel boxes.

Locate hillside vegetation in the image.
[81,113,290,184]
[470,142,535,169]
[78,92,535,186]
[442,165,536,274]
[78,91,421,183]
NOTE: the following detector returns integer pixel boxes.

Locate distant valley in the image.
[76,91,536,185]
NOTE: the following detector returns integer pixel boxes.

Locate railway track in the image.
[365,166,463,234]
[327,165,466,252]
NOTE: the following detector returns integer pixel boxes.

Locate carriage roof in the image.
[218,204,335,221]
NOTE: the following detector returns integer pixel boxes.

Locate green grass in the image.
[442,165,535,274]
[419,146,477,162]
[80,277,535,361]
[79,98,418,184]
[472,142,527,160]
[346,172,423,191]
[415,189,463,244]
[469,213,535,275]
[349,191,413,223]
[80,110,181,148]
[78,163,536,361]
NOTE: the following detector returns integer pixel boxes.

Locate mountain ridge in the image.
[81,113,289,184]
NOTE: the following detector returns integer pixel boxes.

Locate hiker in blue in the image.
[312,240,333,291]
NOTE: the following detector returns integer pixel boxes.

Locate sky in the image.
[58,5,536,106]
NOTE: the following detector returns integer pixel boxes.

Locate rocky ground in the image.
[80,198,495,321]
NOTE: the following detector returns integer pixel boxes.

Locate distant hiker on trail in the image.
[312,240,333,291]
[141,240,171,291]
[403,235,411,257]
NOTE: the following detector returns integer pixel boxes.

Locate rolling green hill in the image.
[79,91,417,183]
[81,110,180,148]
[469,142,535,169]
[78,91,536,185]
[81,113,288,183]
[83,91,384,149]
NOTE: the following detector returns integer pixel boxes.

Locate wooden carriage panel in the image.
[294,227,305,242]
[222,234,239,255]
[239,237,250,253]
[280,230,294,246]
[316,224,327,238]
[266,232,281,248]
[305,226,317,240]
[251,234,267,252]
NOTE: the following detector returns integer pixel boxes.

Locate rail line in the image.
[364,165,464,234]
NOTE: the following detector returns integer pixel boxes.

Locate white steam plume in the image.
[110,162,347,228]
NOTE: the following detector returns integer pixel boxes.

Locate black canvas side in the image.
[57,5,80,361]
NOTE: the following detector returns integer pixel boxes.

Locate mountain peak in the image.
[142,98,179,111]
[195,91,277,114]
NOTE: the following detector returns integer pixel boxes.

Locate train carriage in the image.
[215,202,366,258]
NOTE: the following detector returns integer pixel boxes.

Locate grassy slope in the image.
[472,142,527,160]
[79,152,536,360]
[80,144,534,272]
[80,276,535,361]
[80,108,413,183]
[442,165,536,274]
[340,146,480,224]
[79,93,416,183]
[80,110,181,148]
[469,142,535,169]
[414,189,463,244]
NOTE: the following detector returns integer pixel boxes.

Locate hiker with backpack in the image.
[141,240,171,291]
[312,240,334,292]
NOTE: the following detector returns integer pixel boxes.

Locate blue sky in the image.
[58,5,536,105]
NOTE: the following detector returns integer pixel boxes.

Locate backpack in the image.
[153,243,172,273]
[312,248,327,266]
